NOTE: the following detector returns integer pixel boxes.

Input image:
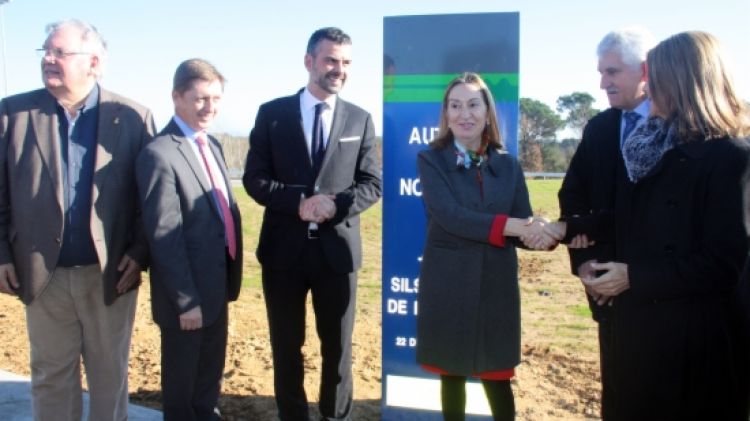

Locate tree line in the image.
[519,92,598,173]
[214,91,599,175]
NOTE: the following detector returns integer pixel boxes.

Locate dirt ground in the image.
[0,245,602,420]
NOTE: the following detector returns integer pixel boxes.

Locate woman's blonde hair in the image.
[647,31,750,141]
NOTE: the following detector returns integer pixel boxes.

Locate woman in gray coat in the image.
[416,72,556,421]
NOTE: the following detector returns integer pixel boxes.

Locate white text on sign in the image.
[409,126,440,145]
[387,298,419,316]
[395,336,417,347]
[399,178,421,196]
[390,277,419,293]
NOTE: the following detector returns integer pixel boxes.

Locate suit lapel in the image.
[166,121,222,220]
[175,137,212,195]
[317,98,347,179]
[482,148,506,208]
[207,136,238,206]
[290,93,315,173]
[92,88,120,208]
[30,91,64,211]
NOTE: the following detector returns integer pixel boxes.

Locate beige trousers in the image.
[25,265,137,421]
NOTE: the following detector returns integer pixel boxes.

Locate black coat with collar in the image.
[609,135,750,420]
[243,90,381,273]
[558,107,622,321]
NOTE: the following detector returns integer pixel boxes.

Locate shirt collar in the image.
[301,87,336,113]
[172,115,203,142]
[628,99,650,120]
[56,84,99,117]
[82,84,99,112]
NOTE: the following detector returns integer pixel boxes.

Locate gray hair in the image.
[597,26,654,69]
[45,19,107,78]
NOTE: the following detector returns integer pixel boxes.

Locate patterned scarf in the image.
[454,140,486,169]
[622,116,678,182]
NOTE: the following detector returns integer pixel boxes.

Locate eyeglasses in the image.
[35,47,91,60]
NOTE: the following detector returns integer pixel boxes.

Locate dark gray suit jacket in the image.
[0,87,155,305]
[136,119,243,328]
[243,90,381,273]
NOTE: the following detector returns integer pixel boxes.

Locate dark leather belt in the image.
[307,229,320,239]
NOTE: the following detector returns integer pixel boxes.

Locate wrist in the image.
[503,217,531,237]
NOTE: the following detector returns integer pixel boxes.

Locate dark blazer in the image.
[609,136,750,420]
[0,87,155,305]
[558,107,622,322]
[416,146,532,375]
[243,90,381,273]
[559,108,621,273]
[136,119,243,328]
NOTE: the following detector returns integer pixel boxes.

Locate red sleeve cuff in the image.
[489,214,508,247]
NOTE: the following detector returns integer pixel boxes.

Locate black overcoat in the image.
[609,136,750,420]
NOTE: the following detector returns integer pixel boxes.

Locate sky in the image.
[1,0,749,136]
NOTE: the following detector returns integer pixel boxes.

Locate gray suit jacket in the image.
[0,87,155,305]
[136,119,243,328]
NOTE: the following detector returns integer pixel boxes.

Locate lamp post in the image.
[0,0,11,97]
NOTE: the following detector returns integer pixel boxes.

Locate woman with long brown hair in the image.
[585,31,750,420]
[416,72,556,420]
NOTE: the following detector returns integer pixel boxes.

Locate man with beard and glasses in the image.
[243,27,381,421]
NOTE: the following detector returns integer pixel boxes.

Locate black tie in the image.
[312,102,326,176]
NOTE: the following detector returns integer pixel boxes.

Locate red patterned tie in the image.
[195,132,237,260]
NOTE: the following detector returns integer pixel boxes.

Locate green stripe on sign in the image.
[384,73,519,103]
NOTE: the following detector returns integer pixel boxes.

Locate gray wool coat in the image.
[416,144,532,375]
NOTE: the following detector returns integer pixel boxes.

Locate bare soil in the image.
[0,246,602,420]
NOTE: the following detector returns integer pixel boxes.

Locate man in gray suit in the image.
[244,27,381,421]
[136,59,243,421]
[0,20,154,420]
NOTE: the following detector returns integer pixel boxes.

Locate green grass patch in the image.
[526,179,562,218]
[568,304,593,318]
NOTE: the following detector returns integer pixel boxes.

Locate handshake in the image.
[516,217,595,250]
[513,217,563,250]
[299,194,337,224]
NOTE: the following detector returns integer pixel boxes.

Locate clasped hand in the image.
[578,260,630,305]
[522,219,596,250]
[299,194,336,223]
[519,216,564,250]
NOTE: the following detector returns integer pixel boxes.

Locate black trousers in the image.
[160,305,227,421]
[598,318,615,421]
[262,238,357,421]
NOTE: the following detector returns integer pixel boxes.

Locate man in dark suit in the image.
[556,27,653,420]
[136,59,243,421]
[243,27,382,421]
[0,20,154,420]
